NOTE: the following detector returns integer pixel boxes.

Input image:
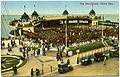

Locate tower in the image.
[20,5,30,22]
[31,5,39,20]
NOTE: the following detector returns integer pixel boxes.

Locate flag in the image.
[24,5,26,8]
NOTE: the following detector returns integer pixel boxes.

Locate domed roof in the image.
[32,11,39,17]
[21,12,30,20]
[62,9,69,15]
[89,9,96,16]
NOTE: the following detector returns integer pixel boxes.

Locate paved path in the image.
[48,58,119,76]
[1,40,118,76]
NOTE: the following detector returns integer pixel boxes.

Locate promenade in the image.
[1,39,119,76]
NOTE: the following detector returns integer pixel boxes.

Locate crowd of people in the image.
[25,27,118,47]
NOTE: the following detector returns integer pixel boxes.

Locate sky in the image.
[1,1,119,15]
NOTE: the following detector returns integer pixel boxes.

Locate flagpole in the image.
[102,15,104,42]
[34,4,35,11]
[65,15,68,48]
[63,5,68,49]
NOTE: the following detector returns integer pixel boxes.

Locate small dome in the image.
[21,12,30,21]
[89,9,96,16]
[62,9,69,15]
[32,11,39,17]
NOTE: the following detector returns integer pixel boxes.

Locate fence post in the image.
[77,57,79,64]
[42,64,44,75]
[50,66,52,73]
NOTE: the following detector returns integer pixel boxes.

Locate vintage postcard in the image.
[1,0,119,77]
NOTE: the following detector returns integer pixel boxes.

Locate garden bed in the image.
[68,41,104,55]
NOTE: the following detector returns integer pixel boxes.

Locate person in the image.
[60,51,63,58]
[11,40,14,47]
[103,55,107,65]
[37,49,40,56]
[9,47,12,52]
[56,53,59,61]
[8,47,12,54]
[43,48,46,56]
[36,68,40,76]
[8,43,10,48]
[19,39,21,45]
[67,59,70,65]
[8,47,10,53]
[11,40,12,45]
[23,46,25,52]
[23,51,26,59]
[13,40,16,47]
[2,42,5,47]
[21,41,23,46]
[56,53,61,61]
[19,47,22,52]
[66,50,68,57]
[26,50,29,59]
[57,47,60,52]
[13,65,17,75]
[31,68,34,77]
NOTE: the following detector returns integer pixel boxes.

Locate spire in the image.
[62,5,69,15]
[24,5,26,12]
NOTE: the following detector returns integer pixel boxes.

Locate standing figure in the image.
[67,59,70,65]
[66,50,68,57]
[13,65,17,75]
[13,40,16,47]
[60,51,63,58]
[23,51,26,59]
[19,47,22,52]
[2,42,5,47]
[10,47,12,52]
[19,39,21,45]
[42,48,46,56]
[11,40,12,45]
[31,68,34,77]
[8,43,10,48]
[56,53,59,61]
[23,46,25,52]
[26,50,29,59]
[36,68,40,76]
[103,55,107,65]
[8,47,10,53]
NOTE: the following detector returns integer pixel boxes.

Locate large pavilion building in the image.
[9,8,118,36]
